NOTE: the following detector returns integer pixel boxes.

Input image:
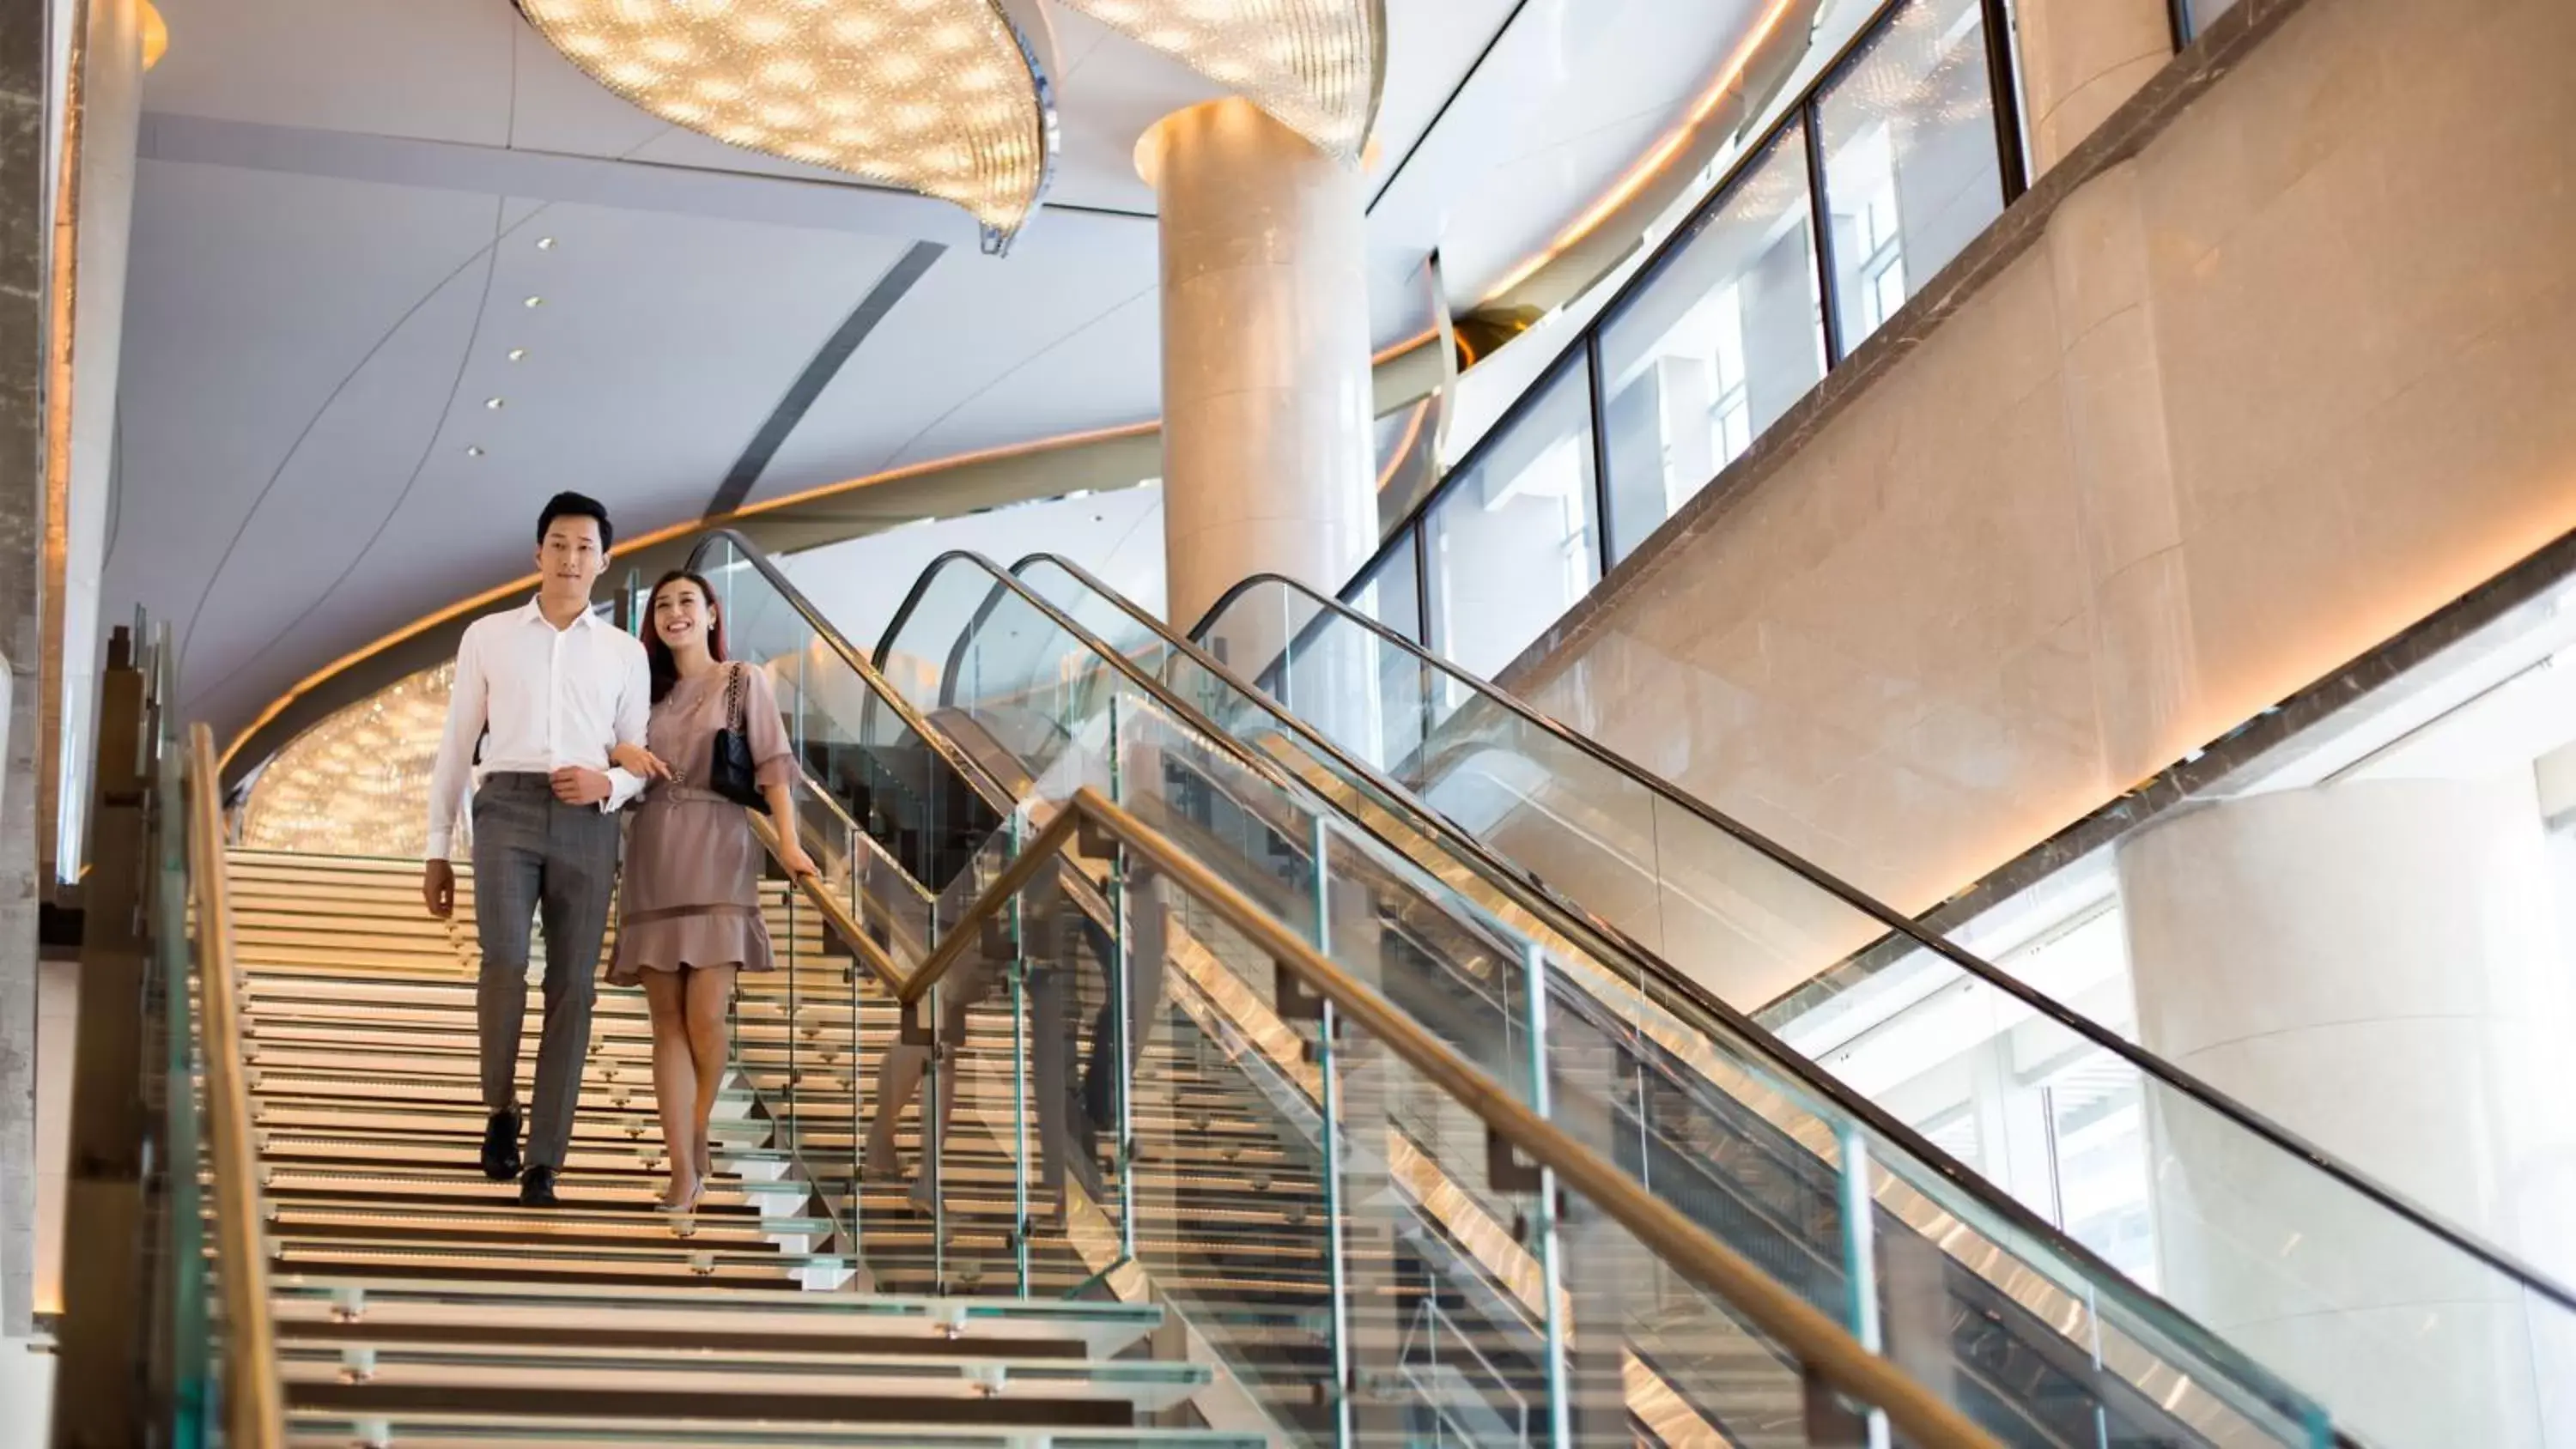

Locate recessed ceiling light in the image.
[523,295,544,308]
[465,446,487,458]
[484,397,506,410]
[536,236,557,251]
[507,348,529,362]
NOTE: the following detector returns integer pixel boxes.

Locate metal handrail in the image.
[892,801,1076,1007]
[185,724,288,1446]
[890,785,2008,1449]
[1184,567,2576,1313]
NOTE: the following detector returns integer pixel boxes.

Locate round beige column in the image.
[2117,779,2576,1449]
[1140,98,1374,637]
[2015,0,2173,173]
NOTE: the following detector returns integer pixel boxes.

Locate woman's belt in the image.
[653,784,746,807]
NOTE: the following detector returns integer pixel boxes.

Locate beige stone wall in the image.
[1515,0,2576,931]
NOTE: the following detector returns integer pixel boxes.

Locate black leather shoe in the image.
[519,1165,561,1208]
[480,1109,521,1181]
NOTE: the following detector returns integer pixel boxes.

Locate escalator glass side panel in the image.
[1021,557,2390,1446]
[1189,578,2576,1449]
[872,559,2325,1449]
[905,719,2017,1449]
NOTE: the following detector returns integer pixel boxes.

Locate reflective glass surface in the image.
[879,554,2333,1446]
[2187,0,2244,37]
[1424,361,1601,679]
[1173,571,2576,1449]
[1600,124,1824,563]
[898,692,2153,1447]
[1345,530,1423,647]
[1376,396,1444,537]
[1816,0,2006,357]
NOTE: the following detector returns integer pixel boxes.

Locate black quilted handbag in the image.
[708,664,763,808]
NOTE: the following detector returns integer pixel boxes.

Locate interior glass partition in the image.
[1346,530,1424,646]
[1599,124,1825,563]
[1816,0,2008,358]
[1424,359,1601,679]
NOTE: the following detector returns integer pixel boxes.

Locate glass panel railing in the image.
[870,553,2329,1446]
[1187,568,1841,1004]
[893,718,2036,1448]
[1181,570,2576,1449]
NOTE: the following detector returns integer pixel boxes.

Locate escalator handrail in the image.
[991,553,2363,1426]
[1182,567,2576,1313]
[685,528,1022,821]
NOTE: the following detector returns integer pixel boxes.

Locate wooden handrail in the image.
[892,805,1083,1008]
[749,813,908,992]
[185,724,287,1446]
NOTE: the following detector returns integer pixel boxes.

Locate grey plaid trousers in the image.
[469,773,621,1171]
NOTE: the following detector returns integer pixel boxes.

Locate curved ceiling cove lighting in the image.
[515,0,1060,252]
[1060,0,1385,161]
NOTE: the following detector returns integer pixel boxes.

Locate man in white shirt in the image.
[422,492,650,1207]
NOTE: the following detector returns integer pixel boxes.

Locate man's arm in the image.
[425,625,489,858]
[422,626,489,917]
[598,637,652,812]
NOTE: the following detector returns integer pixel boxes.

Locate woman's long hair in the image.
[643,569,728,704]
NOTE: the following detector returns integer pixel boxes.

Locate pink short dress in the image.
[607,663,797,985]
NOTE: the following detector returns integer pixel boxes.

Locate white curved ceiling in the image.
[113,0,1795,743]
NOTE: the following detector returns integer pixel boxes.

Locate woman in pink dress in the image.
[608,569,817,1212]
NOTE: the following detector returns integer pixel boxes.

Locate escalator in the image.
[679,531,2330,1447]
[973,549,2576,1449]
[662,531,2019,1446]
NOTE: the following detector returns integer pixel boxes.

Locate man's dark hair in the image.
[536,491,614,553]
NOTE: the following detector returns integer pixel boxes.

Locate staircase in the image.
[227,849,1261,1446]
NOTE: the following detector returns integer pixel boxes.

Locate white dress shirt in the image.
[425,598,653,858]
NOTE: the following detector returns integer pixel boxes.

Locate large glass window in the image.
[1426,361,1601,679]
[1818,0,2005,357]
[1598,124,1825,563]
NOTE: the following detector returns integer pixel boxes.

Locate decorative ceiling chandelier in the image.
[516,0,1384,252]
[1058,0,1383,163]
[515,0,1062,253]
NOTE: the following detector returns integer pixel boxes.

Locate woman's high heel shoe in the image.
[659,1178,704,1233]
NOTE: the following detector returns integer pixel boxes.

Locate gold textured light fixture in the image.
[240,663,460,860]
[514,0,1061,252]
[1059,0,1384,161]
